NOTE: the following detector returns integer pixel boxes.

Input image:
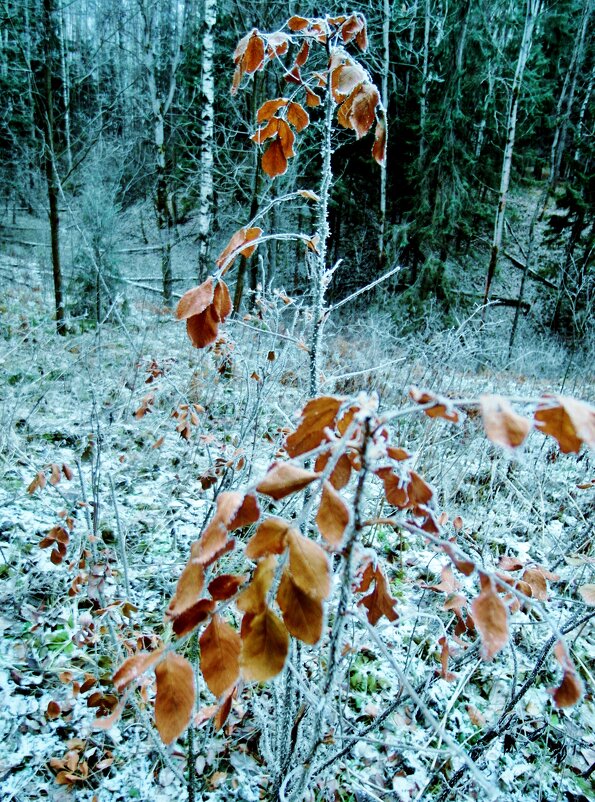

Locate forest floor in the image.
[0,202,594,802]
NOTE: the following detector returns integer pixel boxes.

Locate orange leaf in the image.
[372,115,386,166]
[200,614,241,697]
[208,574,247,601]
[245,517,291,559]
[240,607,289,681]
[166,560,205,618]
[266,32,289,57]
[113,649,163,693]
[287,102,309,132]
[316,481,350,547]
[192,491,246,564]
[286,396,343,457]
[360,566,398,625]
[243,31,265,73]
[287,15,309,31]
[277,569,324,644]
[277,119,295,158]
[186,304,220,348]
[256,98,288,123]
[339,82,379,139]
[228,493,260,530]
[236,554,277,614]
[315,451,352,489]
[216,228,263,270]
[251,117,280,144]
[470,577,509,660]
[27,470,46,494]
[331,64,366,102]
[521,567,548,600]
[154,653,195,745]
[172,598,215,637]
[305,88,321,107]
[287,529,330,601]
[262,138,288,178]
[410,386,460,423]
[256,462,319,500]
[49,463,61,486]
[295,40,310,67]
[550,668,583,708]
[214,688,235,731]
[534,394,595,453]
[176,278,214,320]
[480,395,531,448]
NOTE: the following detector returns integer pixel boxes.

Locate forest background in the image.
[0,2,594,802]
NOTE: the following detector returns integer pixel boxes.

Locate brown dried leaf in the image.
[288,529,330,601]
[287,15,309,31]
[237,554,277,614]
[245,518,291,559]
[208,574,247,601]
[534,394,595,453]
[480,394,531,448]
[240,607,289,681]
[256,462,319,500]
[360,566,398,625]
[167,560,205,618]
[200,615,241,697]
[470,577,509,660]
[262,138,288,178]
[287,102,309,132]
[277,569,324,645]
[154,653,195,745]
[316,481,350,547]
[172,598,215,637]
[113,649,163,693]
[286,396,343,457]
[256,98,288,123]
[410,386,460,423]
[216,227,263,270]
[176,278,214,320]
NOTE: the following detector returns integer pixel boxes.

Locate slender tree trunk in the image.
[483,0,542,313]
[58,2,72,174]
[41,0,66,335]
[404,0,418,103]
[197,0,217,279]
[418,0,431,212]
[574,63,593,163]
[547,0,592,191]
[378,0,390,266]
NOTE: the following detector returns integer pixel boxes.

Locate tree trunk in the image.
[418,0,431,212]
[378,0,390,267]
[483,0,542,313]
[41,0,66,336]
[197,0,217,280]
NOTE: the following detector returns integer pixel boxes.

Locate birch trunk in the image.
[418,0,431,211]
[483,0,542,311]
[196,0,217,280]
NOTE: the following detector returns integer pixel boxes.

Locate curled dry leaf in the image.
[277,569,324,645]
[154,653,195,745]
[113,649,164,694]
[534,394,595,453]
[256,462,319,500]
[410,386,460,423]
[172,598,215,638]
[287,15,309,31]
[240,607,289,681]
[237,554,277,614]
[480,394,531,448]
[470,576,509,660]
[287,102,309,132]
[216,227,263,270]
[200,615,241,698]
[316,481,350,547]
[521,567,548,600]
[360,565,398,625]
[208,573,247,601]
[372,114,386,166]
